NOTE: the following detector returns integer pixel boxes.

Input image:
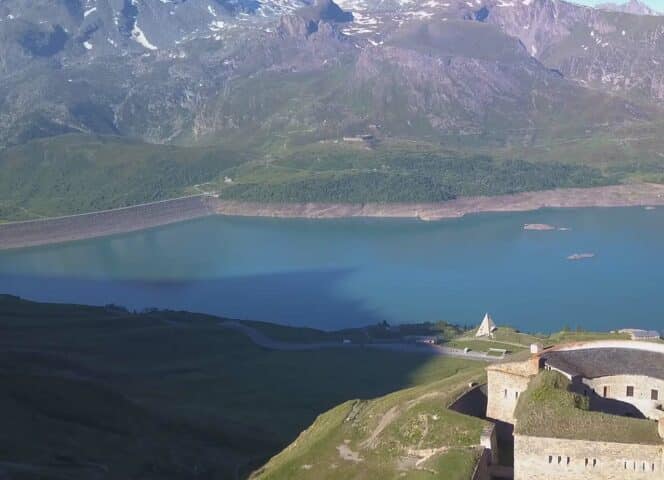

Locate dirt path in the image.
[361,405,400,449]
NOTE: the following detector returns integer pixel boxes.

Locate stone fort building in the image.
[485,340,664,480]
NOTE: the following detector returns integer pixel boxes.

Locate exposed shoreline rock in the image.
[1,183,664,250]
[211,183,664,220]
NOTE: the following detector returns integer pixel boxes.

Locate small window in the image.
[603,386,608,398]
[504,389,508,398]
[558,456,562,464]
[624,461,627,469]
[653,463,656,472]
[515,391,519,399]
[548,456,553,464]
[592,459,597,467]
[566,457,570,465]
[626,386,634,397]
[652,389,659,401]
[585,458,589,467]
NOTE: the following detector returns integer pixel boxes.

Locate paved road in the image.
[218,321,501,362]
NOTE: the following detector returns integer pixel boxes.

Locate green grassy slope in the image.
[216,141,612,203]
[0,295,482,479]
[441,326,639,356]
[253,368,488,480]
[0,133,622,222]
[0,134,248,221]
[1,295,654,478]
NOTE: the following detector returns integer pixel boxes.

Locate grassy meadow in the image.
[253,368,489,480]
[0,295,482,479]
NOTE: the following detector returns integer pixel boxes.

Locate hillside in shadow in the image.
[0,292,481,479]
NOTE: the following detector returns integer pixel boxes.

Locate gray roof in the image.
[542,348,664,381]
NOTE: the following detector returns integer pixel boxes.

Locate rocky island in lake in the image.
[523,223,556,231]
[567,253,595,261]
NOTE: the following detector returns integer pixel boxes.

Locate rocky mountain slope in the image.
[0,0,663,215]
[597,0,661,16]
[1,0,662,146]
[480,0,664,104]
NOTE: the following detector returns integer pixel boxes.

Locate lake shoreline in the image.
[212,183,664,220]
[1,183,664,250]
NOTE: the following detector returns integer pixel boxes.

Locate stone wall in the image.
[0,195,216,249]
[583,375,664,420]
[472,448,492,480]
[514,435,664,480]
[486,369,532,423]
[480,423,498,465]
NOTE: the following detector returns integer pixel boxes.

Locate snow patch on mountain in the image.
[210,20,226,31]
[132,23,158,50]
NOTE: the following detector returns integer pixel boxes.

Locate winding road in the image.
[218,321,501,362]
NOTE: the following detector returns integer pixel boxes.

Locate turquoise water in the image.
[1,207,663,332]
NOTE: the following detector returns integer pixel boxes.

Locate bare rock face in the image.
[278,0,352,38]
[597,0,661,16]
[480,0,664,104]
[278,14,318,37]
[0,0,663,147]
[351,20,644,139]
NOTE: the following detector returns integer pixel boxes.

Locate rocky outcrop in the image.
[480,0,664,104]
[278,0,352,38]
[0,0,663,148]
[597,0,661,16]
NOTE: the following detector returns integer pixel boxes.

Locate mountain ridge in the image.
[1,0,663,146]
[0,0,663,213]
[596,0,661,16]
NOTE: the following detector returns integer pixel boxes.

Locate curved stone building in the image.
[486,340,664,480]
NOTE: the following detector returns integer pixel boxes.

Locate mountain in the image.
[596,0,661,16]
[2,0,661,144]
[0,0,663,217]
[478,0,664,104]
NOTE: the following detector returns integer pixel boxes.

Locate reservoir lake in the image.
[1,206,663,333]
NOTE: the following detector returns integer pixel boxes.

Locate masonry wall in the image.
[486,370,532,423]
[514,435,664,480]
[583,375,664,420]
[472,448,492,480]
